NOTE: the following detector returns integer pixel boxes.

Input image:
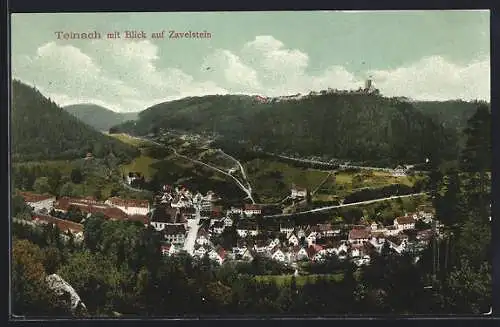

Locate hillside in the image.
[11,80,140,162]
[112,93,463,166]
[412,100,481,132]
[64,104,138,131]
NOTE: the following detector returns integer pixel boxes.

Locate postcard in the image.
[9,10,491,318]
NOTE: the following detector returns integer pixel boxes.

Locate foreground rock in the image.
[46,274,87,315]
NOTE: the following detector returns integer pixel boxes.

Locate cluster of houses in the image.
[18,191,151,228]
[17,188,438,269]
[172,208,437,267]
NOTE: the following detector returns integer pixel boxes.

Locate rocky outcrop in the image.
[46,274,87,314]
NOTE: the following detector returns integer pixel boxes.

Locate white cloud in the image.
[370,55,490,101]
[13,40,228,112]
[12,35,489,113]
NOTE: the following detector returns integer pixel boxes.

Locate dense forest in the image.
[64,104,138,132]
[111,93,484,167]
[11,104,492,317]
[11,80,139,162]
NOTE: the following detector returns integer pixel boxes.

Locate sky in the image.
[11,10,490,113]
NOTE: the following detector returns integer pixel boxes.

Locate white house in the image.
[164,225,186,245]
[161,244,177,256]
[194,246,208,258]
[196,229,211,246]
[229,207,243,215]
[387,237,409,254]
[105,197,150,216]
[394,216,416,231]
[288,233,300,246]
[291,186,308,199]
[294,246,309,261]
[19,192,56,213]
[280,222,295,234]
[244,204,262,217]
[212,221,225,234]
[254,240,268,254]
[223,216,234,227]
[306,231,318,247]
[267,238,280,252]
[208,249,225,265]
[271,247,286,262]
[369,236,386,253]
[236,220,259,237]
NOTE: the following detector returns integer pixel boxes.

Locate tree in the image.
[47,169,62,195]
[70,168,83,184]
[12,238,70,316]
[12,195,33,219]
[33,177,51,194]
[59,182,75,197]
[460,104,491,173]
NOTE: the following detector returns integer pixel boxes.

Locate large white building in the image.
[105,197,150,216]
[19,192,56,213]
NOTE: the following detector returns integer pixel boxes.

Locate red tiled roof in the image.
[396,216,416,225]
[18,192,55,203]
[107,197,149,208]
[306,245,317,258]
[217,248,227,260]
[128,214,149,224]
[33,214,83,234]
[349,228,371,240]
[312,244,323,253]
[244,204,262,210]
[102,207,129,220]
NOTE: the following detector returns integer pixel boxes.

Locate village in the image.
[17,175,440,274]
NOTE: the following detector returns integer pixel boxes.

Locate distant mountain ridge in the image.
[11,80,139,162]
[64,104,138,131]
[111,93,472,166]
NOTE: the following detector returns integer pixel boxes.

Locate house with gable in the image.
[194,245,209,258]
[236,219,259,237]
[164,225,186,245]
[270,246,286,262]
[348,227,371,245]
[387,235,409,254]
[288,233,300,247]
[196,228,211,246]
[223,215,234,227]
[394,215,416,231]
[290,185,308,199]
[161,244,177,256]
[244,204,262,217]
[211,220,225,234]
[280,221,295,234]
[293,246,309,261]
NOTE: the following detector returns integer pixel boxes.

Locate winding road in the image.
[217,149,253,196]
[169,147,256,204]
[266,152,429,173]
[263,192,428,218]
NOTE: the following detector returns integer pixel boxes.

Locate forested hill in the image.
[64,104,138,131]
[113,93,463,166]
[412,100,482,132]
[11,80,140,162]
